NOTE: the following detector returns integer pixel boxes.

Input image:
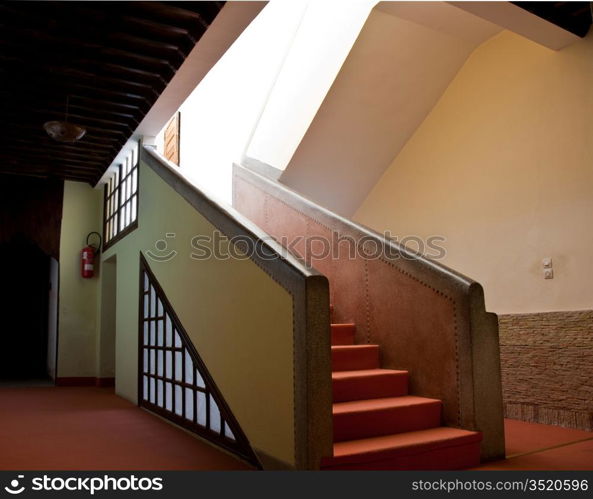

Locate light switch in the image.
[542,257,553,268]
[544,268,554,279]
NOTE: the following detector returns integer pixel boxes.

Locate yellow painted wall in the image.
[58,181,103,376]
[101,162,295,466]
[355,31,593,314]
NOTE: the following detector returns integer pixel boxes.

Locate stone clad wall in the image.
[499,311,593,431]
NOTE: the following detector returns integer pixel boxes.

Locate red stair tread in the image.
[332,369,408,380]
[325,427,482,467]
[331,345,378,353]
[332,369,408,402]
[326,307,480,469]
[331,324,355,345]
[333,395,442,442]
[332,345,379,371]
[333,395,441,415]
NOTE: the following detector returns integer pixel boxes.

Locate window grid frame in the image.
[140,288,226,438]
[103,147,139,251]
[138,255,259,466]
[104,168,120,243]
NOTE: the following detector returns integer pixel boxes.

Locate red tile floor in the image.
[0,386,250,470]
[474,419,593,470]
[0,386,591,470]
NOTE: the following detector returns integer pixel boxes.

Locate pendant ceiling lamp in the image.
[43,96,86,143]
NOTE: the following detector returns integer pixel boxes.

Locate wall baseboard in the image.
[95,377,116,387]
[56,377,115,387]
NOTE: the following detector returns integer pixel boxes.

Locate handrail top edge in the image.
[141,146,324,281]
[234,161,478,293]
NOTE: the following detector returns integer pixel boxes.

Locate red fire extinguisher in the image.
[81,232,102,279]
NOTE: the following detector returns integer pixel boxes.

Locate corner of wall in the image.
[57,181,104,379]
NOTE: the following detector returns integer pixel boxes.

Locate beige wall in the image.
[280,4,500,216]
[58,181,103,377]
[355,30,593,314]
[101,162,296,466]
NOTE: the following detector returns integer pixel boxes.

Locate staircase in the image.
[233,161,505,468]
[321,307,482,470]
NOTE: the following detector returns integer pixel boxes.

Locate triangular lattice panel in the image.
[138,254,259,467]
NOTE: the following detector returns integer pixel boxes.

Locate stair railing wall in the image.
[141,147,333,470]
[233,162,505,461]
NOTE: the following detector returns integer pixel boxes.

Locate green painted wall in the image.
[58,181,103,377]
[101,161,296,466]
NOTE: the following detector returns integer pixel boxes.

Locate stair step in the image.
[333,396,442,442]
[332,345,379,371]
[321,427,482,470]
[331,324,355,345]
[333,369,408,402]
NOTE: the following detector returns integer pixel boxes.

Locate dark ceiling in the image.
[513,1,592,37]
[0,1,224,185]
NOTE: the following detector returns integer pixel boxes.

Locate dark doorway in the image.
[0,236,51,380]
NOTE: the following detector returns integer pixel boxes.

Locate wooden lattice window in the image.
[163,112,180,165]
[138,254,259,466]
[103,147,139,248]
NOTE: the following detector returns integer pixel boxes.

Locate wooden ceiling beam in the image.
[0,123,128,142]
[2,107,133,132]
[0,1,207,47]
[2,97,142,123]
[0,24,178,76]
[119,14,196,41]
[0,123,124,147]
[114,2,212,31]
[2,143,110,163]
[0,58,163,100]
[0,90,147,117]
[0,38,175,84]
[0,162,100,177]
[0,161,99,175]
[0,151,105,169]
[0,1,225,182]
[1,72,155,106]
[3,136,113,154]
[0,169,95,182]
